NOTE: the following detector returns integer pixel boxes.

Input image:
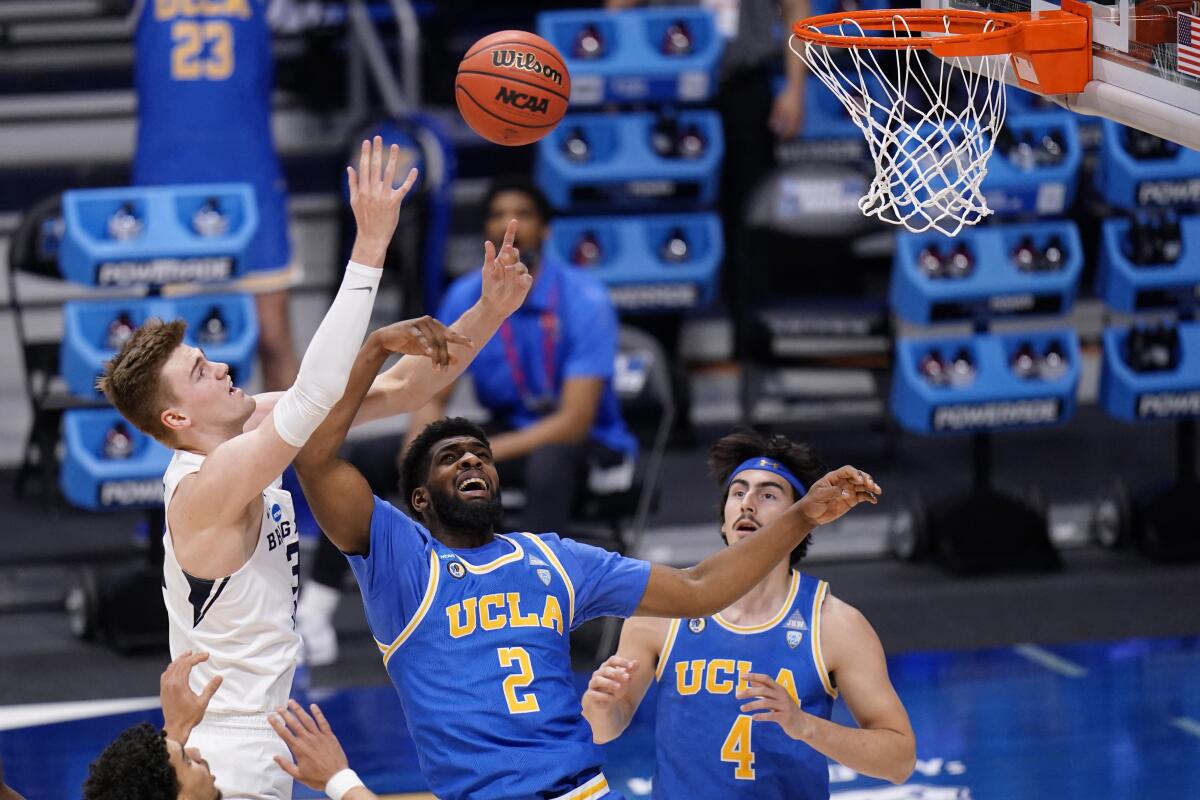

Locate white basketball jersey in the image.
[162,450,301,715]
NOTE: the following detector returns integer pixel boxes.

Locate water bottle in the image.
[199,306,228,345]
[660,228,689,263]
[192,197,229,237]
[106,311,136,350]
[571,231,603,267]
[661,19,694,56]
[106,202,144,241]
[104,422,134,460]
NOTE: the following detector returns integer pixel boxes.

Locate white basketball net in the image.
[791,15,1010,237]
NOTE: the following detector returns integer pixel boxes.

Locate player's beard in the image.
[428,484,503,533]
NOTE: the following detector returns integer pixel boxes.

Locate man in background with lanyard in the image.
[297,175,637,666]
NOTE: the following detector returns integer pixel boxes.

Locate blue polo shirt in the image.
[437,254,637,458]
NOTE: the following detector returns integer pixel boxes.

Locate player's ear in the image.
[410,487,430,516]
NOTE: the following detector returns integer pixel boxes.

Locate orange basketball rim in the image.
[792,0,1093,96]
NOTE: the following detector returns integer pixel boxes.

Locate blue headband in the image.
[726,457,807,499]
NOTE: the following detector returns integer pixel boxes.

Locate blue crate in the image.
[60,407,172,510]
[981,112,1082,216]
[61,294,258,399]
[536,110,723,211]
[547,212,722,313]
[1095,120,1200,209]
[60,183,257,287]
[1096,214,1200,313]
[891,329,1081,435]
[1099,322,1200,423]
[889,221,1084,324]
[537,8,723,106]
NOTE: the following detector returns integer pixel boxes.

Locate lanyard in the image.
[499,278,560,412]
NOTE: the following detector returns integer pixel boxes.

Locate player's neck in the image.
[431,525,496,549]
[174,423,241,456]
[719,562,793,626]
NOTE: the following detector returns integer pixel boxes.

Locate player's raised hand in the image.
[582,656,638,712]
[795,466,882,526]
[160,650,222,744]
[270,701,361,792]
[347,136,419,267]
[480,218,533,319]
[372,316,474,372]
[736,672,813,741]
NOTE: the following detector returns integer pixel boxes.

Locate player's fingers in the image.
[446,329,475,349]
[411,325,432,356]
[597,666,630,684]
[310,703,333,735]
[200,675,222,703]
[273,755,302,779]
[607,656,637,671]
[395,167,419,200]
[357,140,370,193]
[483,239,497,269]
[184,651,210,667]
[382,143,400,190]
[589,674,623,694]
[422,319,450,369]
[372,135,384,185]
[738,699,775,714]
[502,219,518,252]
[744,673,777,689]
[268,713,298,745]
[280,705,305,737]
[288,699,320,735]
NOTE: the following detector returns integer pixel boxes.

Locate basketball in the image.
[455,30,571,147]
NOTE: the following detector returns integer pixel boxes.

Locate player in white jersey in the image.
[96,138,533,799]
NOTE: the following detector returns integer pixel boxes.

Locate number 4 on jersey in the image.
[721,714,755,779]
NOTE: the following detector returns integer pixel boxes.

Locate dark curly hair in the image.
[83,722,178,800]
[400,417,492,520]
[709,429,827,567]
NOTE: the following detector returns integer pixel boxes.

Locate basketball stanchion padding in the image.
[790,1,1092,234]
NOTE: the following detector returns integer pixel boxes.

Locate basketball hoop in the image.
[791,2,1091,236]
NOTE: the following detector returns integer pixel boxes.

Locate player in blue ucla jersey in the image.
[132,0,300,390]
[583,430,916,799]
[290,264,883,800]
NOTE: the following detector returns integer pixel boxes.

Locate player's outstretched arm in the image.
[356,219,532,422]
[634,466,882,618]
[178,138,415,526]
[581,616,665,744]
[270,701,379,800]
[737,596,916,784]
[294,318,468,553]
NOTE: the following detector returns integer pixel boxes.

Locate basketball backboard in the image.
[922,0,1200,149]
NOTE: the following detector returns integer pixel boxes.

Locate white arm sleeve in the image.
[272,261,381,447]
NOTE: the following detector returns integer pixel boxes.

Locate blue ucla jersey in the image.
[653,571,837,800]
[133,0,290,269]
[347,497,651,800]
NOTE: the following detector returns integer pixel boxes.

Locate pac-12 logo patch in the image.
[537,568,552,586]
[786,630,804,649]
[270,503,282,522]
[688,618,706,634]
[447,561,466,579]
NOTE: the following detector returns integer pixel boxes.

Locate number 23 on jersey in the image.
[171,20,234,80]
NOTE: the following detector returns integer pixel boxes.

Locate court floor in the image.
[3,636,1199,799]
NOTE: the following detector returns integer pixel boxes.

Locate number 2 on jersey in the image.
[497,646,540,714]
[171,20,234,80]
[721,714,756,779]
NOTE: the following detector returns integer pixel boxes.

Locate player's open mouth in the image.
[228,385,241,396]
[735,520,758,533]
[456,473,490,498]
